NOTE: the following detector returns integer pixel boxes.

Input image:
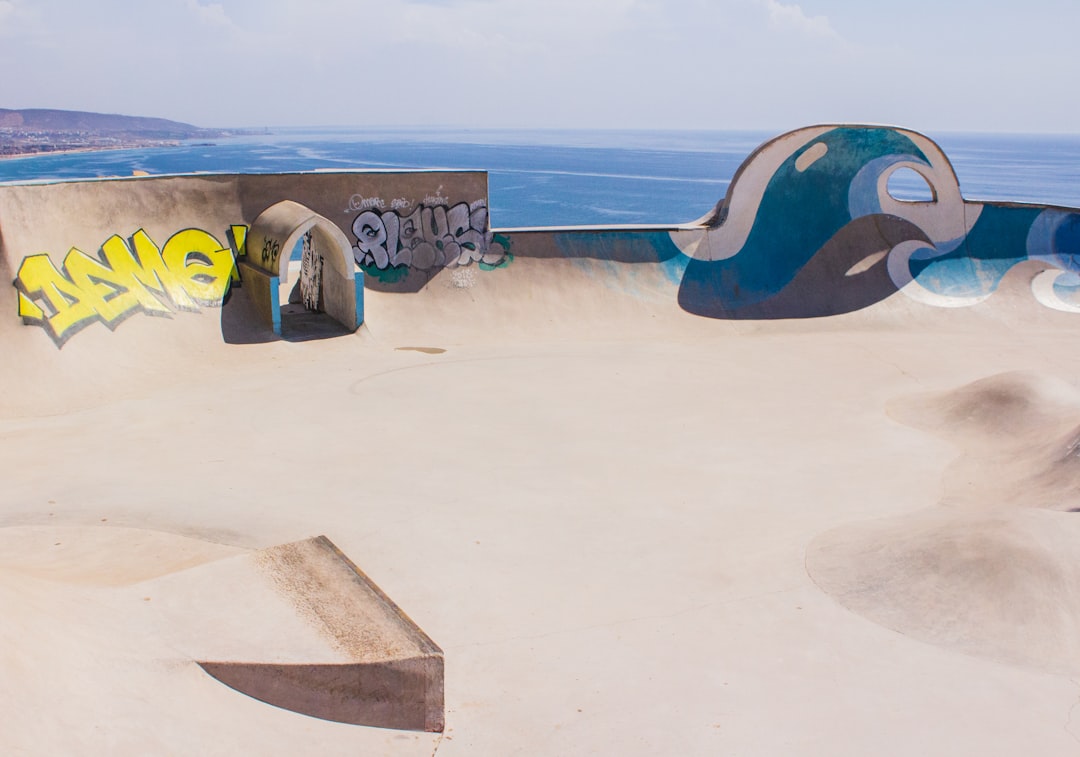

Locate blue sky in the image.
[1,0,1077,133]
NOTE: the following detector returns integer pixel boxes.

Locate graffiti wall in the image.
[14,225,246,346]
[665,125,1080,316]
[2,170,499,345]
[299,230,322,312]
[348,191,510,285]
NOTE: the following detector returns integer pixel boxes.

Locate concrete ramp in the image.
[0,527,443,733]
[147,535,444,732]
[192,537,443,732]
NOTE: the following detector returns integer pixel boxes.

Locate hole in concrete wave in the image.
[886,167,936,202]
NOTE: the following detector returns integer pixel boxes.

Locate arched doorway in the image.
[242,201,364,339]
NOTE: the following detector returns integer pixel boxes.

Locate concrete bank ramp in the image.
[0,527,443,732]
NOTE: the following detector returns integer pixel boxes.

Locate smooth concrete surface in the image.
[4,124,1080,754]
[3,256,1080,754]
[194,536,444,732]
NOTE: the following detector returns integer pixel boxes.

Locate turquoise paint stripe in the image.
[355,271,365,327]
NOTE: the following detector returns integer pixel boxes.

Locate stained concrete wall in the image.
[5,125,1080,353]
[2,170,491,346]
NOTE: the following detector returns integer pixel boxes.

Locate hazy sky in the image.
[1,0,1077,133]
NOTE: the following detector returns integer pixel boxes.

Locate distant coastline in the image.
[0,107,244,161]
[0,142,193,161]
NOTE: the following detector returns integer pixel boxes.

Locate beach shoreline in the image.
[0,142,183,161]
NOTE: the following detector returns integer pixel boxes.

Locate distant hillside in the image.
[0,108,225,139]
[0,108,242,157]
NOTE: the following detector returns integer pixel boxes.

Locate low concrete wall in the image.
[5,125,1080,351]
[1,170,489,346]
[237,259,280,334]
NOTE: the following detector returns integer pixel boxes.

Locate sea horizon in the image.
[2,126,1078,227]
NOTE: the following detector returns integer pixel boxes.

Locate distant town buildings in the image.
[0,108,234,158]
[0,128,188,156]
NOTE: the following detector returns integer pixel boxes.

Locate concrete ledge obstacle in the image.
[0,527,444,734]
[182,536,444,732]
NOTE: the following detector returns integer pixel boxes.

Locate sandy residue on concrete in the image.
[808,371,1080,676]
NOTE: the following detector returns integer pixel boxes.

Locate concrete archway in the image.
[242,201,364,337]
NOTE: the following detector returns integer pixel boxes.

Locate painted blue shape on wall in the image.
[908,205,1041,298]
[552,231,684,264]
[355,270,365,327]
[679,127,933,317]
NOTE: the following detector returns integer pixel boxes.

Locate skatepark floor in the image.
[4,264,1080,755]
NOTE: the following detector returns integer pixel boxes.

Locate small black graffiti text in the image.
[261,238,281,267]
[345,194,387,213]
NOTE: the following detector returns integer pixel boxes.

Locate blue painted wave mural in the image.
[528,124,1080,318]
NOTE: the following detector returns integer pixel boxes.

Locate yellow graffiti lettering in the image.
[160,229,236,305]
[230,225,248,256]
[17,290,44,321]
[16,253,101,341]
[64,246,153,326]
[228,225,248,284]
[102,232,195,312]
[13,226,245,347]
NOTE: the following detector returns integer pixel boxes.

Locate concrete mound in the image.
[808,371,1080,675]
[892,370,1080,437]
[807,507,1080,675]
[889,371,1080,511]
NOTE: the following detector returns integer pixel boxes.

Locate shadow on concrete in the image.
[219,282,276,344]
[279,304,353,342]
[219,280,353,344]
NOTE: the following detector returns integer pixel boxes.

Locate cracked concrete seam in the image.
[1065,678,1080,745]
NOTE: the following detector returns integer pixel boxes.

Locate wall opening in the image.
[243,201,364,342]
[887,167,937,203]
[279,227,349,341]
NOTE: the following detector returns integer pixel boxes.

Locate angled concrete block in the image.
[146,535,444,732]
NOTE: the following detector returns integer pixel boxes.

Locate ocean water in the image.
[1,127,1078,228]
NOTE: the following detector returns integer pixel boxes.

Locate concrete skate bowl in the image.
[5,124,1080,754]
